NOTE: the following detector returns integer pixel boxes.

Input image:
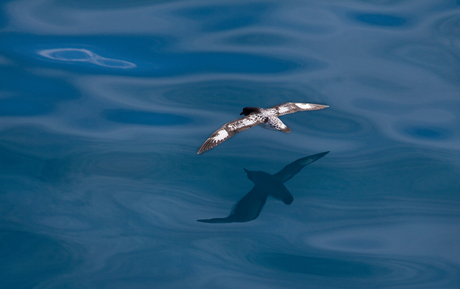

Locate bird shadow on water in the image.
[197,151,329,223]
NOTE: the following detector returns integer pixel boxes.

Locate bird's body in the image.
[197,102,328,154]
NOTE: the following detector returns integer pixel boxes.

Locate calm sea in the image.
[1,0,460,288]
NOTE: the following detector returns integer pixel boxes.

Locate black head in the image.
[240,107,261,116]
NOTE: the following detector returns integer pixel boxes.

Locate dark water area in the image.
[1,0,460,288]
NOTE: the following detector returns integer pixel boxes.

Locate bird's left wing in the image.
[270,102,328,116]
[197,114,264,154]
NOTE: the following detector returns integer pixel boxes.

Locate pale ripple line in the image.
[38,48,136,69]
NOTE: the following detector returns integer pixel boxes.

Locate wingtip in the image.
[315,151,330,158]
[197,218,232,223]
[197,143,210,154]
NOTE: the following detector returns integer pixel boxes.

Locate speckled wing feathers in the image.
[197,114,264,154]
[266,116,291,133]
[272,102,328,116]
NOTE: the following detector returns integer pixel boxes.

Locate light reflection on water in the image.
[1,0,460,288]
[38,48,137,69]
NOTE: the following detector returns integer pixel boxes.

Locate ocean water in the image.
[1,0,460,288]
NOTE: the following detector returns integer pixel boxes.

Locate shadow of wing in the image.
[197,187,268,223]
[273,151,329,183]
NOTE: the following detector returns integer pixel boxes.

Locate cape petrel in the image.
[197,102,328,154]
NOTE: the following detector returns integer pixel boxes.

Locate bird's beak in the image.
[240,112,244,115]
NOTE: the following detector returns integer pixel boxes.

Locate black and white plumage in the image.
[197,102,328,154]
[197,151,329,223]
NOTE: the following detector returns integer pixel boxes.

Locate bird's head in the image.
[240,107,261,116]
[244,168,270,183]
[244,168,258,182]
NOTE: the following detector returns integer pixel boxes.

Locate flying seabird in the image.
[197,151,329,223]
[197,102,328,154]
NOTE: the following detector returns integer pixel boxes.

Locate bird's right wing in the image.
[271,102,328,116]
[197,114,264,154]
[273,151,329,183]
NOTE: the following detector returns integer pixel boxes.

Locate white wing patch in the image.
[295,103,313,109]
[278,106,290,114]
[213,129,228,141]
[272,102,328,116]
[197,114,265,154]
[242,118,256,127]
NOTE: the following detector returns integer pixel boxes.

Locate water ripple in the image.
[400,125,453,141]
[385,43,460,83]
[38,48,137,69]
[176,2,272,32]
[103,109,192,126]
[250,252,389,278]
[222,32,293,47]
[349,12,409,27]
[0,230,79,288]
[0,66,80,116]
[435,12,460,39]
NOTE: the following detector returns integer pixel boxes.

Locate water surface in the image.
[1,0,460,288]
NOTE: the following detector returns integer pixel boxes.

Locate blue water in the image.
[1,0,460,288]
